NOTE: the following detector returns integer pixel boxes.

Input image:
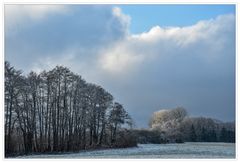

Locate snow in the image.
[16,142,235,159]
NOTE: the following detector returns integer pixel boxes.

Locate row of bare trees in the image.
[5,61,135,156]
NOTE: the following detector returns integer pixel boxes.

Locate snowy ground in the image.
[15,142,235,159]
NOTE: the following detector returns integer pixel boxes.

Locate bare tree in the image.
[5,61,23,154]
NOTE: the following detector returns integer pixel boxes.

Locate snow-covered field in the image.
[16,142,235,159]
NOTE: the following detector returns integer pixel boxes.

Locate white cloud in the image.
[99,44,145,74]
[97,14,235,75]
[5,5,130,80]
[5,5,235,85]
[5,5,67,32]
[31,50,76,74]
[131,14,234,48]
[112,6,131,34]
[5,5,66,19]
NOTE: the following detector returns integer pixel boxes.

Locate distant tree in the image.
[208,129,217,142]
[149,107,187,143]
[220,127,227,142]
[149,107,235,144]
[200,127,208,142]
[219,127,235,143]
[149,107,187,130]
[227,130,235,143]
[190,124,197,142]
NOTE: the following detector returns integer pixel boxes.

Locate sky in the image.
[5,4,235,128]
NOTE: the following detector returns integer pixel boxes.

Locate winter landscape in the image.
[17,143,235,159]
[5,4,236,159]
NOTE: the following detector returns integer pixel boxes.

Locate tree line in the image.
[135,107,235,144]
[180,117,235,143]
[5,61,136,157]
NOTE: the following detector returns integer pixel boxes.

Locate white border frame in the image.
[1,1,239,162]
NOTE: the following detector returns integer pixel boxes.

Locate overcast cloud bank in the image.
[5,5,235,127]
